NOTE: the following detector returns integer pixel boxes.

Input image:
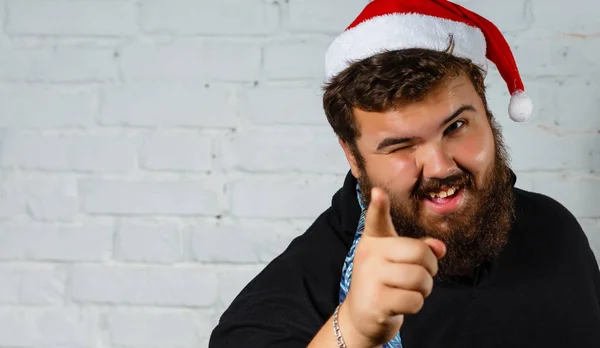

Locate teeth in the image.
[428,186,458,199]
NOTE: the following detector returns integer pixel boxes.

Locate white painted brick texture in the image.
[106,310,204,347]
[6,0,138,37]
[140,0,279,36]
[0,0,597,346]
[100,84,238,128]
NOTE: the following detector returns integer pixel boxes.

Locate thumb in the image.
[363,187,397,238]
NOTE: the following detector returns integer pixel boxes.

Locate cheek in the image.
[370,155,419,193]
[454,129,495,174]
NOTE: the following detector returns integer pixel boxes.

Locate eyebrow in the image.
[375,104,476,151]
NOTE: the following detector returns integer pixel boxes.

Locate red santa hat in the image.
[324,0,532,122]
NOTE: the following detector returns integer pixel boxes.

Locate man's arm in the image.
[310,188,445,348]
[209,282,326,347]
[307,301,382,348]
[208,253,335,348]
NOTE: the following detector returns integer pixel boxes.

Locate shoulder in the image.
[513,187,594,256]
[209,207,350,347]
[514,187,581,229]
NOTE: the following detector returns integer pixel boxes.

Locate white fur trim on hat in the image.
[325,13,487,81]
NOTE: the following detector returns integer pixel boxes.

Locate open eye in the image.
[445,120,465,135]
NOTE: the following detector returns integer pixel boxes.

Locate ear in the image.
[339,138,361,178]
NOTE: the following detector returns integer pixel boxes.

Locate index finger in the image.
[363,187,397,238]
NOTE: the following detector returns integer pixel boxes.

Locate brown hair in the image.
[322,43,491,160]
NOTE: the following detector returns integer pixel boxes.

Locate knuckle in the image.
[430,261,439,276]
[422,273,434,297]
[418,267,431,285]
[354,241,371,262]
[410,267,432,296]
[406,265,427,286]
[417,265,430,279]
[375,312,389,325]
[407,293,425,314]
[415,242,430,259]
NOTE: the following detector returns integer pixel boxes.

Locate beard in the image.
[354,117,515,280]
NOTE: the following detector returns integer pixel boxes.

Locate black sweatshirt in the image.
[209,171,600,348]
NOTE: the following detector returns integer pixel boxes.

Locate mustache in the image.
[413,172,473,198]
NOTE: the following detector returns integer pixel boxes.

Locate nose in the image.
[419,143,459,179]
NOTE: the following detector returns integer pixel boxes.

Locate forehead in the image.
[353,75,482,135]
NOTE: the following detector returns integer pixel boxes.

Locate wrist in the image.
[336,302,382,348]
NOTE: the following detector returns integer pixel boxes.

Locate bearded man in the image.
[209,1,600,347]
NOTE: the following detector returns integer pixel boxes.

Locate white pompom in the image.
[508,91,532,122]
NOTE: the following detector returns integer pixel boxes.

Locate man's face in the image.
[342,74,515,278]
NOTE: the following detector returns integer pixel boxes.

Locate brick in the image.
[0,269,20,304]
[501,123,595,172]
[0,88,95,128]
[1,134,137,172]
[229,175,343,218]
[203,42,263,81]
[116,221,183,263]
[285,0,381,33]
[488,74,600,134]
[0,225,113,262]
[107,310,201,347]
[579,219,600,260]
[140,0,278,35]
[0,45,118,82]
[217,268,263,308]
[510,35,600,76]
[239,86,328,125]
[197,310,218,343]
[120,41,261,82]
[100,85,238,128]
[0,307,99,347]
[0,265,66,305]
[119,42,204,82]
[0,197,25,220]
[6,0,137,36]
[140,132,213,172]
[0,178,27,220]
[79,179,221,216]
[0,175,76,221]
[70,266,218,307]
[23,178,78,221]
[220,126,348,174]
[511,171,536,192]
[191,221,298,263]
[484,72,558,125]
[0,1,5,42]
[452,0,532,32]
[20,267,66,305]
[530,0,600,36]
[264,39,330,80]
[529,172,600,219]
[554,77,600,131]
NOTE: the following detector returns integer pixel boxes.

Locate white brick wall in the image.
[6,0,138,37]
[106,309,205,347]
[0,0,597,346]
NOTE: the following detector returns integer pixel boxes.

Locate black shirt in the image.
[209,171,600,347]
